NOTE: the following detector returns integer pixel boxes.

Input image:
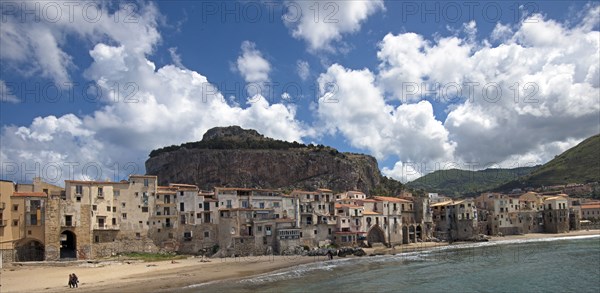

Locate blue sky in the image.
[1,1,599,185]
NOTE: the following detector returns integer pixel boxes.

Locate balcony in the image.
[0,220,6,227]
[0,202,5,210]
[156,202,176,207]
[93,224,119,230]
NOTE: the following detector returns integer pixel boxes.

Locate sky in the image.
[0,0,599,186]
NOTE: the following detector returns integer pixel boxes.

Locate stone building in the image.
[216,187,294,255]
[45,175,161,261]
[431,199,477,241]
[333,203,365,246]
[0,178,63,263]
[475,193,522,235]
[580,202,600,220]
[290,189,336,247]
[169,185,219,255]
[359,197,404,246]
[10,192,48,261]
[542,195,570,233]
[0,179,17,263]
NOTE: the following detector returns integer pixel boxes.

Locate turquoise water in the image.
[187,235,600,292]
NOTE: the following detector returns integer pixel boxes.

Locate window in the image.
[114,190,120,197]
[107,206,111,212]
[242,201,249,208]
[184,232,192,241]
[98,187,103,197]
[12,204,18,211]
[144,179,149,187]
[43,188,48,195]
[12,219,18,226]
[112,218,117,225]
[180,203,185,211]
[76,196,81,202]
[141,207,148,213]
[76,185,83,194]
[328,228,332,235]
[274,202,280,208]
[95,236,99,243]
[30,214,37,225]
[226,200,232,209]
[258,226,263,232]
[314,230,317,235]
[122,202,126,208]
[65,215,72,226]
[259,202,265,209]
[136,232,141,239]
[112,207,116,212]
[204,231,210,238]
[92,205,97,211]
[122,213,127,219]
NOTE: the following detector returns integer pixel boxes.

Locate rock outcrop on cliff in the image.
[145,126,403,194]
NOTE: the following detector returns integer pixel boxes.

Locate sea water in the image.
[185,235,600,292]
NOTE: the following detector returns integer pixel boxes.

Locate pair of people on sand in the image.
[68,273,79,288]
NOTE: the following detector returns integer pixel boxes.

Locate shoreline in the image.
[2,229,599,293]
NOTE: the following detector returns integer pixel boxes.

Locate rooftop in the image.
[374,196,411,203]
[12,192,47,197]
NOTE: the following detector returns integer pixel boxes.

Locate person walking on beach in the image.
[68,274,73,288]
[72,273,79,288]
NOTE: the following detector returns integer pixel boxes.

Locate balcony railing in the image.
[93,224,119,230]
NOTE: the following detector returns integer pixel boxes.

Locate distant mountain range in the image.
[407,133,600,197]
[496,134,600,191]
[405,166,539,197]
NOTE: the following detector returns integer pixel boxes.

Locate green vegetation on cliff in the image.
[406,167,539,197]
[497,134,600,190]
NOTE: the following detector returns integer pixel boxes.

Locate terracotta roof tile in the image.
[12,192,47,197]
[374,196,411,203]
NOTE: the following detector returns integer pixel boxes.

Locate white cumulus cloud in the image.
[0,3,308,184]
[283,0,384,52]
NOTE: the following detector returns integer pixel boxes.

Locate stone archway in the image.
[416,225,423,241]
[60,230,77,259]
[366,225,386,246]
[402,226,409,244]
[15,239,45,261]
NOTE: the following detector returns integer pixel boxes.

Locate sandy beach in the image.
[2,229,598,293]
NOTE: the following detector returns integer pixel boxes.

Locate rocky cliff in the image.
[145,126,403,194]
